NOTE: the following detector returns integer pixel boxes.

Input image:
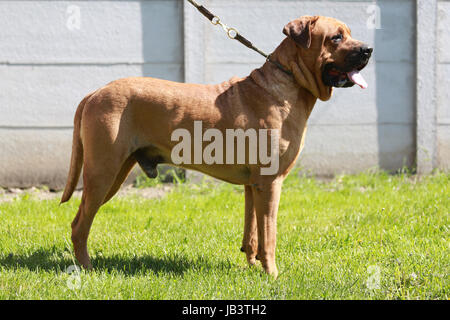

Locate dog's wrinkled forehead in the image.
[315,16,352,37]
[283,16,353,49]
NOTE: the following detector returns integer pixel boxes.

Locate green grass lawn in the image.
[0,170,448,299]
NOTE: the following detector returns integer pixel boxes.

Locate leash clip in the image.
[226,27,238,39]
[211,16,220,25]
[211,16,238,39]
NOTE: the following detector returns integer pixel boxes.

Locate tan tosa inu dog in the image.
[61,16,372,278]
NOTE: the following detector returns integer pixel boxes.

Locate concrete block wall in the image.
[0,0,448,188]
[0,0,184,188]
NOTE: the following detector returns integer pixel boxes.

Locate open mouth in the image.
[322,62,369,89]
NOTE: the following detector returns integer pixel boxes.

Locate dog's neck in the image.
[249,42,329,119]
[268,39,333,102]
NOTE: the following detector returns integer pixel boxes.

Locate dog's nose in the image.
[360,45,373,58]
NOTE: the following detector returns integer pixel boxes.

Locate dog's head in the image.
[282,16,372,100]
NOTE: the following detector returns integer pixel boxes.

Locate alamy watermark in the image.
[66,5,81,31]
[170,121,280,175]
[366,265,381,290]
[366,4,382,30]
[65,265,82,290]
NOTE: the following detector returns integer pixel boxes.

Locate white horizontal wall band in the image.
[0,126,74,130]
[0,62,183,66]
[0,123,415,130]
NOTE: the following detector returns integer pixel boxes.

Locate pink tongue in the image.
[347,70,368,89]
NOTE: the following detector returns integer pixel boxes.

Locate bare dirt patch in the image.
[0,185,173,203]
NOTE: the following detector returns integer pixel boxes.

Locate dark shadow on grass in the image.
[0,247,73,273]
[92,253,220,276]
[0,247,230,276]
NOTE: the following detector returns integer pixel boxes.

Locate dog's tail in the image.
[60,94,91,204]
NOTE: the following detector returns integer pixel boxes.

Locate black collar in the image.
[267,54,294,77]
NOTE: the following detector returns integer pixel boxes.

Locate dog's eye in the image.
[331,34,343,43]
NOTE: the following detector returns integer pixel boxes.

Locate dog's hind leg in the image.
[71,170,116,269]
[102,155,137,204]
[241,185,258,265]
[71,146,129,269]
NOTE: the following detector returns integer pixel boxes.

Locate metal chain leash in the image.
[186,0,293,76]
[187,0,244,41]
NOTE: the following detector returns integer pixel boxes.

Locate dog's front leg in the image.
[252,178,282,278]
[241,185,258,265]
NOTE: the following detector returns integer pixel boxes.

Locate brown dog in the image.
[61,16,372,278]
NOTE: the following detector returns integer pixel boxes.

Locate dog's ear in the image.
[283,16,319,49]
